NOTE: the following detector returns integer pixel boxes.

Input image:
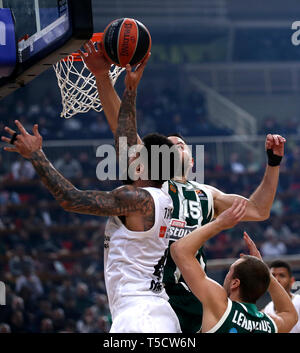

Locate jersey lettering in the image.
[150,249,168,293]
[166,220,197,241]
[231,309,272,333]
[182,199,202,220]
[164,207,172,219]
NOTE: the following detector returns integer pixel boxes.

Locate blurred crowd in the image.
[0,149,118,332]
[0,79,231,141]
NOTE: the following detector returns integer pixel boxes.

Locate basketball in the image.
[102,18,151,67]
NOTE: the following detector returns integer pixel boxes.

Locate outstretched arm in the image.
[2,121,154,218]
[171,199,247,330]
[243,232,298,333]
[115,56,150,155]
[79,41,143,144]
[79,41,121,135]
[209,134,285,221]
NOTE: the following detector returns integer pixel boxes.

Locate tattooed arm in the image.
[115,89,138,154]
[115,56,150,154]
[30,149,155,216]
[2,121,154,219]
[79,40,144,144]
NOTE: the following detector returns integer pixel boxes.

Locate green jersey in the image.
[162,180,214,333]
[206,299,278,333]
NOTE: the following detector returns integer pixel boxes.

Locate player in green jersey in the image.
[171,199,298,333]
[80,41,286,332]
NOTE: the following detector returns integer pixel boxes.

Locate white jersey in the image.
[104,186,173,319]
[264,294,300,333]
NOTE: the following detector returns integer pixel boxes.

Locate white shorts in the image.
[110,296,181,333]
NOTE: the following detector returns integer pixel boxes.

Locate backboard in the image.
[0,0,93,99]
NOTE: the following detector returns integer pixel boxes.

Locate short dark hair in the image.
[142,133,180,186]
[270,260,292,277]
[233,255,270,303]
[123,133,180,186]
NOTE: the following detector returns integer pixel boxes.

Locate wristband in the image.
[267,149,282,167]
[10,132,19,145]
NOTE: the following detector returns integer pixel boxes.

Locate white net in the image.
[53,55,124,119]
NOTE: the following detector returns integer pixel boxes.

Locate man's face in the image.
[223,259,243,296]
[271,267,294,293]
[167,136,193,178]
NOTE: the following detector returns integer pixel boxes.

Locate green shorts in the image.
[166,284,203,333]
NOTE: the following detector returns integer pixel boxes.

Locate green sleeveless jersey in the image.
[162,180,214,332]
[206,299,278,333]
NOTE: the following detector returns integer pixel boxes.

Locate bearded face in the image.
[167,136,194,179]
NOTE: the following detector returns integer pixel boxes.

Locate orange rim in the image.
[62,32,103,62]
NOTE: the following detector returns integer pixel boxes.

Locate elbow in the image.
[258,211,270,221]
[170,241,188,266]
[58,189,79,212]
[250,209,270,221]
[248,200,270,221]
[284,307,298,332]
[59,200,72,212]
[170,242,179,262]
[170,242,182,264]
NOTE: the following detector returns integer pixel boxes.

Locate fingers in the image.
[84,40,97,54]
[136,52,151,71]
[236,200,247,219]
[243,231,262,260]
[125,64,132,72]
[1,136,12,144]
[230,198,247,219]
[142,52,151,66]
[4,126,16,136]
[273,135,280,146]
[233,201,247,222]
[266,134,286,148]
[78,40,100,59]
[134,53,151,75]
[15,120,27,136]
[3,146,18,153]
[98,41,104,52]
[229,198,240,210]
[33,124,40,138]
[243,232,258,251]
[78,49,87,60]
[243,231,251,243]
[243,231,256,248]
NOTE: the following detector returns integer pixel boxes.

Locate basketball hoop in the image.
[53,33,124,119]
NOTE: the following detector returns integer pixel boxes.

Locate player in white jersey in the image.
[1,59,181,333]
[263,260,300,333]
[104,185,180,333]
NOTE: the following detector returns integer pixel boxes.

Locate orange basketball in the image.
[102,18,151,67]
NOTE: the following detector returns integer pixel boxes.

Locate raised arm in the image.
[2,121,154,218]
[79,41,143,144]
[79,41,121,135]
[170,199,247,329]
[115,57,150,154]
[208,134,285,221]
[243,232,298,333]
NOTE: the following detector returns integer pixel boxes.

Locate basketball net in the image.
[53,33,124,119]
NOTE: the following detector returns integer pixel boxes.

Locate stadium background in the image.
[0,0,300,332]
